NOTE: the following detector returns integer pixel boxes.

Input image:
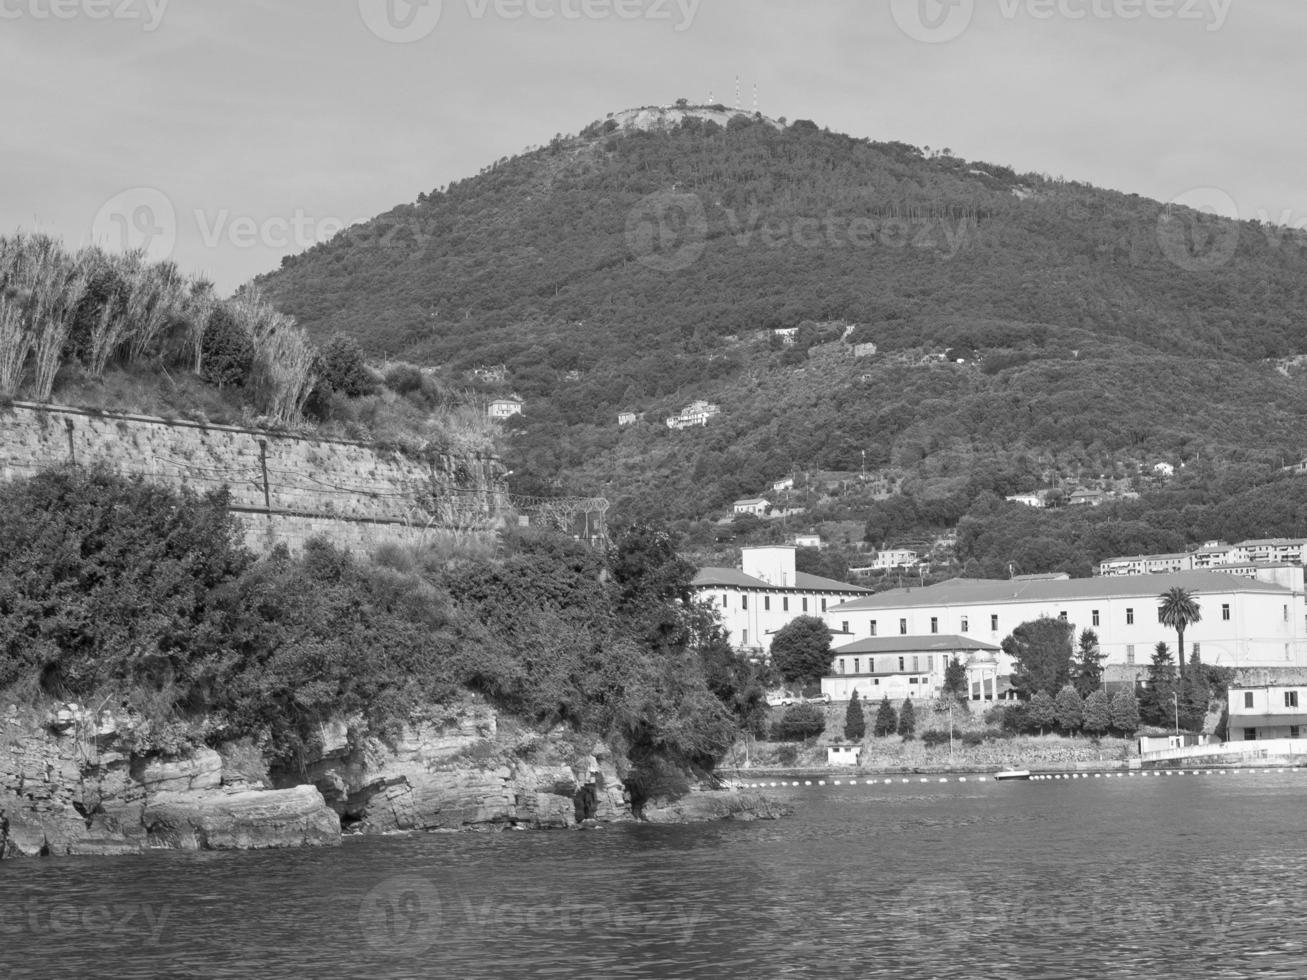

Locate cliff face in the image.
[0,697,778,859]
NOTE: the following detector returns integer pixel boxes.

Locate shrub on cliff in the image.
[773,704,826,741]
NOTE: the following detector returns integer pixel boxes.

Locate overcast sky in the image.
[2,0,1302,293]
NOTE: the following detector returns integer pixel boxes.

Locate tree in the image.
[944,657,968,699]
[1141,642,1179,729]
[874,695,898,737]
[1027,690,1057,735]
[1004,617,1074,701]
[1072,628,1106,698]
[897,699,916,738]
[1158,587,1201,681]
[769,616,833,687]
[1054,685,1084,734]
[315,333,374,397]
[844,690,866,741]
[1180,651,1212,732]
[1109,688,1141,736]
[774,703,825,741]
[1083,690,1112,736]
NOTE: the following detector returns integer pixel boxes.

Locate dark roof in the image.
[832,634,1001,655]
[830,571,1290,614]
[691,568,869,594]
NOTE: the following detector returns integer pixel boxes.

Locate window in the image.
[853,658,860,674]
[1092,609,1100,627]
[1126,608,1134,625]
[961,616,969,632]
[838,658,846,675]
[742,629,748,645]
[912,656,920,672]
[782,597,789,612]
[900,618,908,635]
[1293,726,1302,739]
[842,621,849,635]
[742,595,748,610]
[930,617,939,634]
[898,657,905,671]
[1244,692,1254,709]
[1245,728,1257,741]
[926,656,933,671]
[868,657,875,674]
[1222,603,1230,621]
[1058,611,1067,622]
[821,599,828,613]
[1286,691,1299,709]
[1285,605,1290,623]
[870,620,878,636]
[1126,645,1135,665]
[909,677,919,685]
[721,594,727,607]
[764,596,770,612]
[802,598,808,613]
[990,614,998,631]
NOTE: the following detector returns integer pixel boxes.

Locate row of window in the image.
[1244,726,1302,740]
[1241,691,1301,709]
[836,655,937,675]
[874,602,1246,637]
[721,594,829,614]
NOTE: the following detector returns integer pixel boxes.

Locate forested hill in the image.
[255,104,1307,530]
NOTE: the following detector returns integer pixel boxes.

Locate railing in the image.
[1140,738,1307,763]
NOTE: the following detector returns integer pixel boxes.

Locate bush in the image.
[776,744,798,766]
[961,731,987,747]
[920,729,950,748]
[774,703,826,741]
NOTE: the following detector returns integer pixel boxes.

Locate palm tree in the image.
[1158,587,1201,681]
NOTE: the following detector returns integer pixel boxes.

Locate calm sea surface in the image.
[3,771,1306,979]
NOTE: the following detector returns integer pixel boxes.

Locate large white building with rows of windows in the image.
[692,547,870,654]
[822,568,1307,677]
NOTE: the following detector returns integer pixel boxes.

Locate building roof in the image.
[733,497,769,506]
[832,634,1001,655]
[1240,538,1307,547]
[692,568,870,594]
[829,571,1292,614]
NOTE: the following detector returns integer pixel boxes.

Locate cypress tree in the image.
[844,690,867,741]
[898,699,916,738]
[874,695,898,737]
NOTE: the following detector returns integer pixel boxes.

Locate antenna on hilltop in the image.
[734,75,741,110]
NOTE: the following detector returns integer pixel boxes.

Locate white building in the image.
[1005,493,1046,509]
[871,548,919,570]
[691,546,870,654]
[772,327,799,346]
[665,400,721,430]
[794,534,823,549]
[487,396,523,420]
[1238,538,1307,565]
[772,477,795,492]
[1227,685,1307,741]
[733,497,770,517]
[1098,552,1194,577]
[822,635,1004,703]
[1154,462,1176,477]
[617,411,643,426]
[824,569,1307,674]
[827,745,861,766]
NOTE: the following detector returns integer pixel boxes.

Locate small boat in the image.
[995,769,1032,781]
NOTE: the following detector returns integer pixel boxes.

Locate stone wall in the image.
[0,401,508,553]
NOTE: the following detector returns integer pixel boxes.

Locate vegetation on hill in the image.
[0,234,496,456]
[254,109,1307,547]
[0,467,765,799]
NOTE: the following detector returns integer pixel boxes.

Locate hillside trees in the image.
[1004,617,1075,701]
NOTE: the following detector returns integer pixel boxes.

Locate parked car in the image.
[805,693,832,705]
[765,690,799,707]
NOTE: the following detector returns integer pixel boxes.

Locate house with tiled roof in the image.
[823,570,1307,681]
[691,546,869,654]
[823,634,1005,703]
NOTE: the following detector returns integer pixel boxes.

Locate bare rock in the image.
[143,785,340,851]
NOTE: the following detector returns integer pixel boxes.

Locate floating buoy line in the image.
[728,767,1303,790]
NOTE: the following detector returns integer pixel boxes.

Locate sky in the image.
[2,0,1304,293]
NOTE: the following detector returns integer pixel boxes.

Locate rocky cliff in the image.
[0,698,779,859]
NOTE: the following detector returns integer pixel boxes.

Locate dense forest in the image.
[255,106,1307,554]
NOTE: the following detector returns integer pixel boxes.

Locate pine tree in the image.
[1082,689,1112,736]
[1027,690,1057,735]
[844,690,866,741]
[898,699,916,738]
[1181,653,1211,732]
[944,657,968,699]
[1072,628,1106,698]
[1054,684,1085,734]
[874,695,898,737]
[1110,688,1141,736]
[1141,642,1178,728]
